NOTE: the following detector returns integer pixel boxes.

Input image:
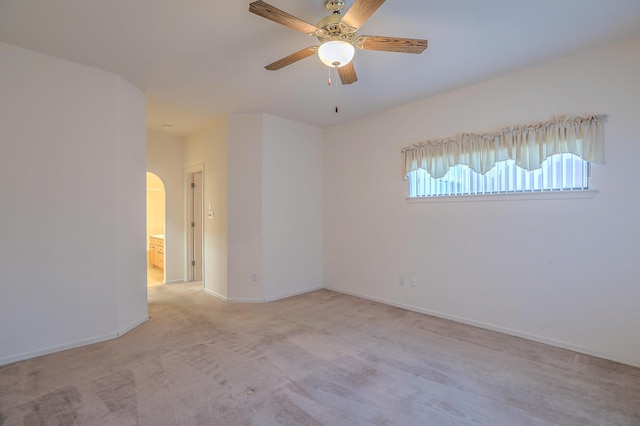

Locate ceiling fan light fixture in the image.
[318,40,354,67]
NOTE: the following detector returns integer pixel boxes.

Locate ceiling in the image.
[1,0,640,136]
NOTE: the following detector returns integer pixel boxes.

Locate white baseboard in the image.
[165,279,185,284]
[118,316,149,337]
[203,287,228,302]
[224,286,323,304]
[1,316,149,367]
[226,297,266,303]
[265,286,323,302]
[324,286,640,369]
[0,332,118,367]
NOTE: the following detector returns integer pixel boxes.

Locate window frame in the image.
[406,188,597,203]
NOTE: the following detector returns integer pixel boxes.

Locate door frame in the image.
[146,171,166,286]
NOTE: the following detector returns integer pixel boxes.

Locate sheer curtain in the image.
[402,115,606,179]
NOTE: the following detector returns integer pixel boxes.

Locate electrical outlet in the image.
[410,276,417,287]
[399,276,405,286]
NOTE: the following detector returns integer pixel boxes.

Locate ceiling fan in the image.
[249,0,428,85]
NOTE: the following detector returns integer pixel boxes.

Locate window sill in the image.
[407,189,598,204]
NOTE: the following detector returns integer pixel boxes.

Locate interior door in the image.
[192,172,203,282]
[187,171,204,282]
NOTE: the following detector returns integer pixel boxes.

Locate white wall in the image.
[227,113,265,301]
[0,43,147,365]
[324,37,640,367]
[185,117,228,299]
[227,113,324,302]
[147,131,186,283]
[262,114,324,301]
[114,78,147,335]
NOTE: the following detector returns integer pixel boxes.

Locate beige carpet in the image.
[1,283,639,425]
[147,264,164,286]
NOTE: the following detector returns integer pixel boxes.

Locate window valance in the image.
[402,115,606,179]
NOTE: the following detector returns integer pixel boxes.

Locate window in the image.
[402,115,605,199]
[409,153,590,197]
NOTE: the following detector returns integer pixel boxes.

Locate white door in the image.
[188,171,203,282]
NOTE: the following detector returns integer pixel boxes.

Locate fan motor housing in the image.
[316,14,357,43]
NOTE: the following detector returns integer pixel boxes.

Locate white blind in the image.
[409,154,590,197]
[402,115,606,179]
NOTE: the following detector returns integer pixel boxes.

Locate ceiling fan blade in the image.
[341,0,385,29]
[355,36,428,54]
[265,47,318,70]
[249,1,319,35]
[337,62,358,85]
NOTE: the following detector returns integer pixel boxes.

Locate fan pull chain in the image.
[334,66,339,113]
[325,67,340,113]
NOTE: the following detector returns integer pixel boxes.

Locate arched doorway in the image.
[146,172,165,286]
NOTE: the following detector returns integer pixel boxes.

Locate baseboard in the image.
[0,315,150,367]
[226,297,266,303]
[165,279,185,284]
[203,287,228,302]
[118,316,149,337]
[0,332,119,367]
[324,286,640,369]
[265,286,323,302]
[224,287,323,304]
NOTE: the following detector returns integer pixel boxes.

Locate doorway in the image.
[187,170,203,282]
[146,172,165,286]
